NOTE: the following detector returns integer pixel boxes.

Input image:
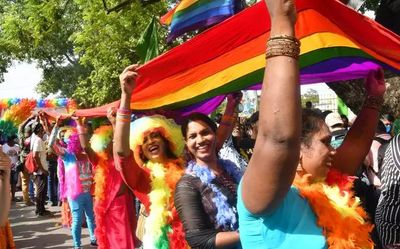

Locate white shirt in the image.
[2,144,20,171]
[32,135,48,174]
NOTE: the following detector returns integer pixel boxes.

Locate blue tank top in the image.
[237,181,327,249]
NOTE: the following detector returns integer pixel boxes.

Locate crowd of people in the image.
[0,0,400,248]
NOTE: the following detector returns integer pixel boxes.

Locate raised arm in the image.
[114,64,138,158]
[38,111,50,135]
[241,0,301,215]
[333,69,386,175]
[107,107,117,130]
[75,116,97,163]
[48,117,65,157]
[216,92,242,151]
[18,114,36,145]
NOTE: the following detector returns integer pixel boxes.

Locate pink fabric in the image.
[57,157,66,200]
[59,150,88,200]
[104,193,136,249]
[93,157,136,249]
[64,159,84,200]
[56,145,85,200]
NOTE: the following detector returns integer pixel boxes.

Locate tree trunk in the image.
[327,71,400,117]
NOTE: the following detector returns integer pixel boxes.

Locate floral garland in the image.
[186,159,243,231]
[143,159,189,249]
[293,170,374,249]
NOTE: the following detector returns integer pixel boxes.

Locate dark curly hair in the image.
[301,109,325,148]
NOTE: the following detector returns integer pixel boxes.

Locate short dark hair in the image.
[301,109,325,148]
[382,113,395,123]
[181,113,217,138]
[7,135,17,143]
[33,123,44,135]
[376,120,387,134]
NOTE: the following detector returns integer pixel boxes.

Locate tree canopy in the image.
[0,0,169,107]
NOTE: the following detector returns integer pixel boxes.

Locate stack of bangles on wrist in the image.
[77,125,87,135]
[363,95,384,111]
[117,108,131,123]
[266,35,300,60]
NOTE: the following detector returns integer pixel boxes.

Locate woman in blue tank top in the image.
[238,0,386,248]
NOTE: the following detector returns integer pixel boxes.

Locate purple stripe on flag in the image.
[167,15,232,43]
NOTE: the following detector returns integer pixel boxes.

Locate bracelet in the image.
[269,35,299,42]
[78,132,87,136]
[269,35,300,44]
[266,35,300,60]
[117,108,131,115]
[116,114,131,121]
[363,95,384,111]
[116,117,131,123]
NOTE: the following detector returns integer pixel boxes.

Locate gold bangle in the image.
[116,113,131,118]
[266,36,300,60]
[269,35,300,45]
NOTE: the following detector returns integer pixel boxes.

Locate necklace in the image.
[186,159,243,231]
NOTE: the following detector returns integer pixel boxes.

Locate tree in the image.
[0,0,168,107]
[301,89,320,108]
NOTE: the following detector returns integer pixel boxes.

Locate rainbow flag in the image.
[72,0,400,118]
[164,0,238,42]
[128,0,400,111]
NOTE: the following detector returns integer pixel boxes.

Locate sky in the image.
[0,62,42,99]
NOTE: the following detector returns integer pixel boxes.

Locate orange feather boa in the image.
[293,171,374,249]
[93,152,110,249]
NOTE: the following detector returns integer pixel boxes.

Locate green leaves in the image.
[0,0,168,107]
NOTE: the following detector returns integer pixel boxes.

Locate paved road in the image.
[9,193,91,249]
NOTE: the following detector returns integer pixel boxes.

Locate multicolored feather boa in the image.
[93,152,110,249]
[293,169,374,249]
[90,125,113,249]
[142,159,189,249]
[186,159,243,231]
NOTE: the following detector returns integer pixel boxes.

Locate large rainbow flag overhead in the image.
[131,0,400,111]
[163,0,238,42]
[73,0,400,118]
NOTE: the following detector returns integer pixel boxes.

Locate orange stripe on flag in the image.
[160,5,178,25]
